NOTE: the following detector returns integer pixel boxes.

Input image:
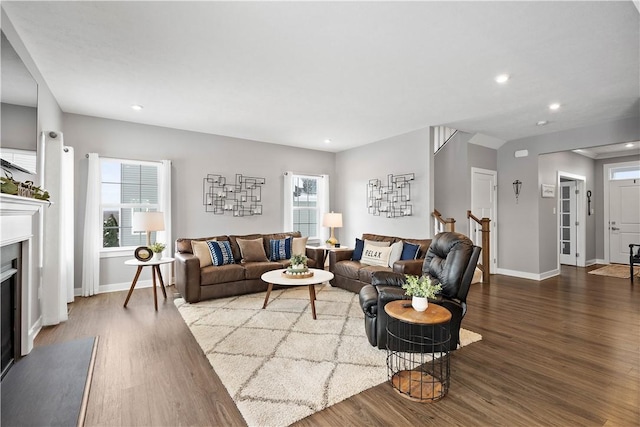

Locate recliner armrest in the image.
[392,259,423,276]
[377,285,409,305]
[359,284,379,317]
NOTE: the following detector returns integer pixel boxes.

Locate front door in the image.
[609,178,640,264]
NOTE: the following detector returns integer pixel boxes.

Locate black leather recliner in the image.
[359,232,481,351]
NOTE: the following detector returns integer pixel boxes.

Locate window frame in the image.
[290,174,322,240]
[99,157,162,256]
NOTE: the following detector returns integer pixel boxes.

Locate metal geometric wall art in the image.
[367,173,415,218]
[203,173,265,216]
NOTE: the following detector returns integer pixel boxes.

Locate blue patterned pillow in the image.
[400,242,420,260]
[207,241,235,266]
[269,237,292,261]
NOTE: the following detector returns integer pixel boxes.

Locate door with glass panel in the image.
[559,180,577,265]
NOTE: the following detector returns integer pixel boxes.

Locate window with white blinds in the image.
[101,158,160,249]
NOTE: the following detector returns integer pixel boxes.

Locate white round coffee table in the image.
[261,268,334,320]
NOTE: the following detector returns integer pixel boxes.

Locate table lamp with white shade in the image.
[132,211,165,247]
[322,212,343,246]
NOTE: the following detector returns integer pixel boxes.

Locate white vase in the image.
[411,296,428,312]
[153,252,162,260]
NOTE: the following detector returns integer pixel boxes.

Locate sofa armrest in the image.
[329,249,354,272]
[392,259,423,276]
[174,252,201,303]
[305,247,324,269]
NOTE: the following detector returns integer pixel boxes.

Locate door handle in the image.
[611,227,620,231]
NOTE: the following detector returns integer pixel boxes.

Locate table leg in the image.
[308,284,317,320]
[152,265,158,311]
[262,283,274,309]
[124,266,144,308]
[155,265,167,299]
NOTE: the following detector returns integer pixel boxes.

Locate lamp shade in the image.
[132,211,165,232]
[322,212,343,228]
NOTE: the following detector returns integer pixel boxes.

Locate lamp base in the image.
[326,236,338,247]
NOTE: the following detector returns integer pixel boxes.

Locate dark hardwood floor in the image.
[34,265,639,426]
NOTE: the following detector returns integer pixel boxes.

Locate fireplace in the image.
[1,242,21,378]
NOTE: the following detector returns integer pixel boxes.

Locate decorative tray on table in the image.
[282,268,314,279]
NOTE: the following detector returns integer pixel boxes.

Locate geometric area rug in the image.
[175,284,482,426]
[588,264,640,279]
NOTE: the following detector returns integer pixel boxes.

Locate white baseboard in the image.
[586,259,598,267]
[25,316,42,354]
[495,268,560,281]
[99,279,153,294]
[594,258,607,265]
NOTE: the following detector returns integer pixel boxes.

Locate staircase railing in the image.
[432,209,456,234]
[467,210,490,284]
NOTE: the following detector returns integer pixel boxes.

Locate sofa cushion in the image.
[388,241,403,267]
[176,235,226,254]
[361,244,393,267]
[207,241,235,266]
[262,232,302,260]
[200,263,245,285]
[237,238,269,262]
[401,241,420,260]
[228,234,263,261]
[269,237,292,261]
[244,261,283,280]
[192,239,216,268]
[333,260,363,280]
[358,265,393,283]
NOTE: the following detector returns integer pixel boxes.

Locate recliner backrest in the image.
[422,232,474,299]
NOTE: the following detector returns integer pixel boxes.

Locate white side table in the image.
[123,257,175,311]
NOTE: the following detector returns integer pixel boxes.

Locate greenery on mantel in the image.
[1,172,50,202]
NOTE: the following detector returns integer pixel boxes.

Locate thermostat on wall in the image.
[514,149,529,158]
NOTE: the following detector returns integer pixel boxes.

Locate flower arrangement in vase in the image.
[289,254,308,270]
[149,242,166,260]
[402,274,442,312]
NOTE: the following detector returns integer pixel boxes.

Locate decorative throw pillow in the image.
[352,238,365,261]
[400,242,421,260]
[192,239,216,268]
[291,236,308,256]
[360,244,393,267]
[206,241,235,266]
[269,237,292,261]
[365,239,391,247]
[388,240,403,267]
[237,238,268,262]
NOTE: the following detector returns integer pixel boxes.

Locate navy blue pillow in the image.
[207,241,235,266]
[269,237,292,261]
[400,242,420,260]
[352,238,365,261]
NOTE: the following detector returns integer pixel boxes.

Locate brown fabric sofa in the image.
[329,233,432,293]
[175,231,323,303]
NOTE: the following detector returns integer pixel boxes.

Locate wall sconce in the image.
[513,180,522,203]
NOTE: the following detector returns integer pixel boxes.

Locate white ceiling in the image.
[2,1,639,153]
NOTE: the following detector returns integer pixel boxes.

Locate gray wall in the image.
[498,116,640,276]
[1,103,37,150]
[538,151,596,271]
[335,127,431,247]
[2,9,64,329]
[64,113,336,289]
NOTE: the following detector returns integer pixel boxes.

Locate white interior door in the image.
[609,178,640,264]
[559,181,577,265]
[471,168,497,273]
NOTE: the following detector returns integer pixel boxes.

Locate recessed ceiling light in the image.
[131,104,144,111]
[626,143,634,148]
[495,74,510,84]
[536,120,548,126]
[549,103,560,110]
[324,139,332,144]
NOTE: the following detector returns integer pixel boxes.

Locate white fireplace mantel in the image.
[0,193,49,354]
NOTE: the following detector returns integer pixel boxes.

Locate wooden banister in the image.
[432,209,456,233]
[467,210,491,284]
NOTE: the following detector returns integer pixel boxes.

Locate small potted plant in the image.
[290,254,308,270]
[149,242,166,260]
[402,274,442,312]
